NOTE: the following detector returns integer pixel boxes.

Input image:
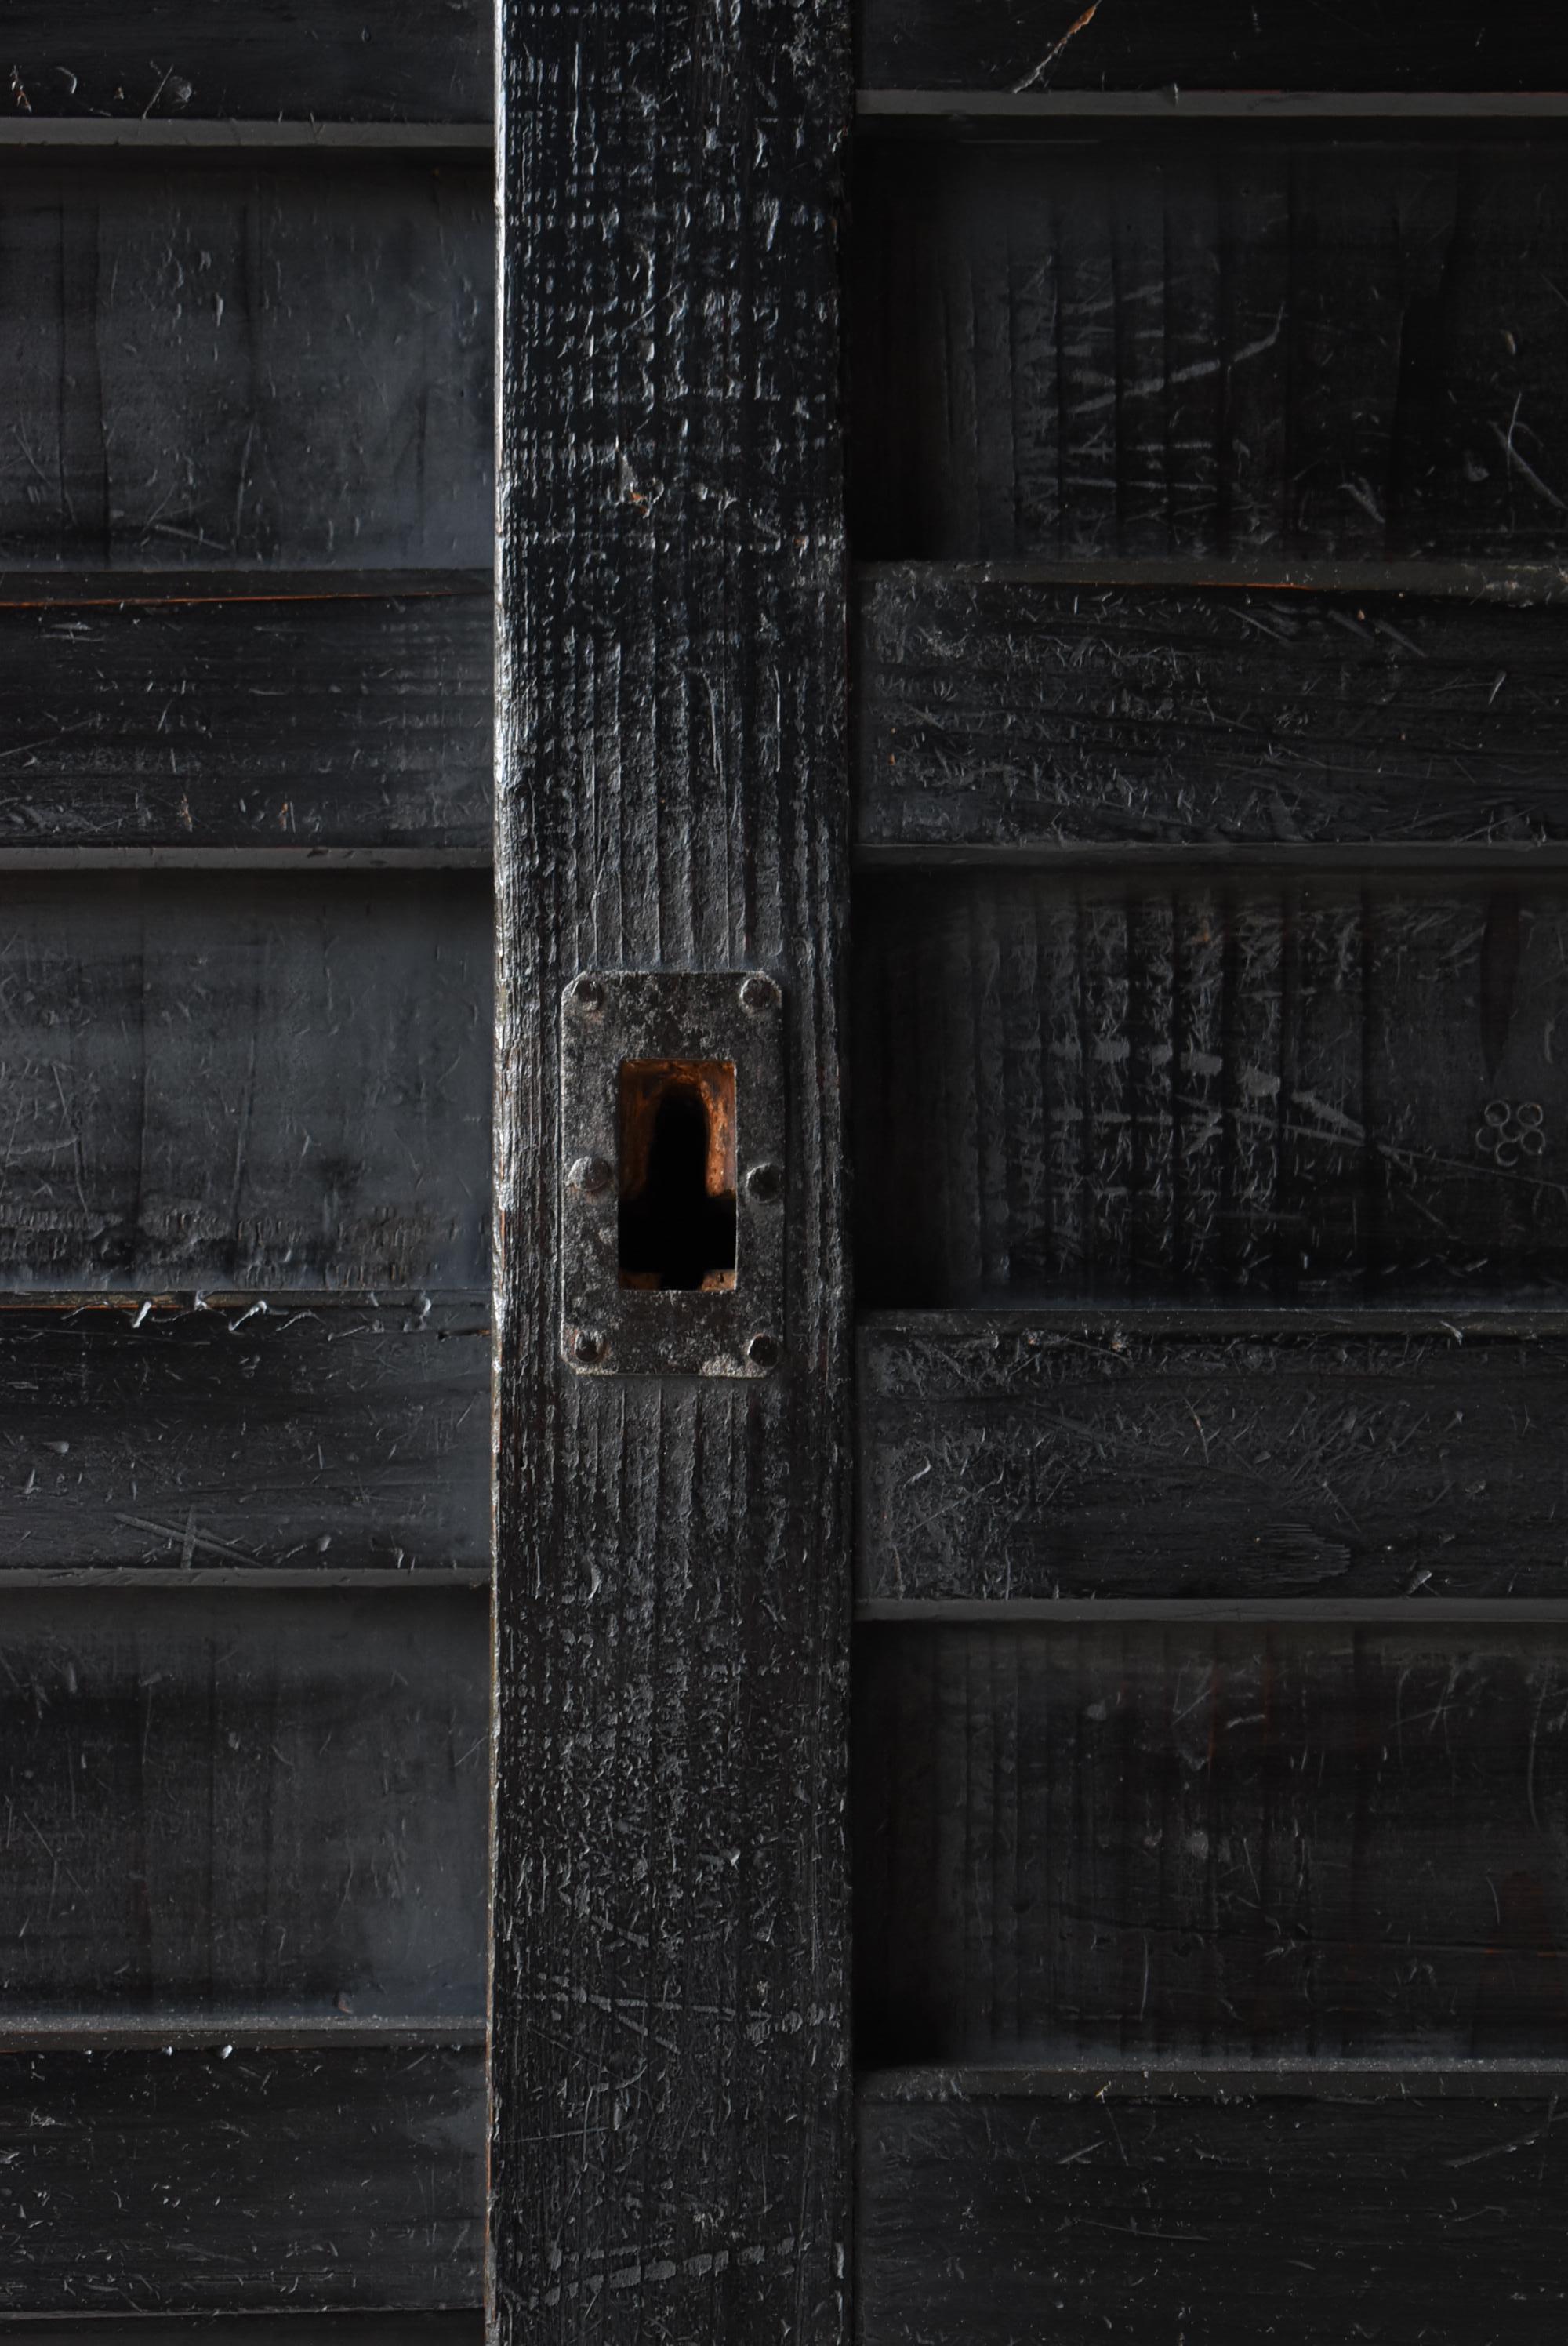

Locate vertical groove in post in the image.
[490,2,852,2339]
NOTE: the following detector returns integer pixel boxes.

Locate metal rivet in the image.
[571,1328,606,1365]
[744,1161,784,1204]
[739,973,781,1014]
[568,975,604,1014]
[568,1154,613,1197]
[746,1331,782,1370]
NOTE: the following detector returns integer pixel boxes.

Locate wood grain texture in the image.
[851,132,1568,564]
[855,872,1568,1307]
[0,2045,481,2308]
[0,581,491,849]
[0,873,490,1290]
[857,1623,1568,2061]
[0,161,489,572]
[857,4,1568,94]
[859,1313,1568,1603]
[0,1296,487,1575]
[0,1588,485,2019]
[492,0,852,2338]
[1,5,489,122]
[0,2324,480,2345]
[856,573,1568,848]
[857,2082,1568,2344]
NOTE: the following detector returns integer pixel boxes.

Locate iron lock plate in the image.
[560,970,786,1377]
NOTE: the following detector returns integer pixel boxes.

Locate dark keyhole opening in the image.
[619,1067,738,1292]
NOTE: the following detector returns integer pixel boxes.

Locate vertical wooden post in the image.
[491,2,852,2339]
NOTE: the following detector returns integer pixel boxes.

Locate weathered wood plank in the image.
[856,1623,1568,2061]
[0,1588,485,2017]
[857,3,1568,94]
[851,133,1568,565]
[0,873,490,1290]
[0,1297,487,1575]
[0,582,491,850]
[0,2322,481,2344]
[855,574,1568,848]
[0,162,490,572]
[858,2080,1568,2345]
[491,0,853,2338]
[859,1313,1568,1602]
[0,2045,482,2308]
[2,6,490,122]
[855,873,1568,1306]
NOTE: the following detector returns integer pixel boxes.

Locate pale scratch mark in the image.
[1014,1,1102,93]
[1490,414,1568,515]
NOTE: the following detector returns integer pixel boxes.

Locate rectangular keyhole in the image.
[619,1059,738,1291]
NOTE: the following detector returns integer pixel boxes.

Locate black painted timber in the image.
[851,130,1568,566]
[1,6,491,122]
[0,2324,481,2346]
[858,4,1568,93]
[0,873,491,1291]
[0,160,491,572]
[856,574,1568,848]
[492,0,853,2338]
[859,1313,1568,1603]
[0,1296,487,1574]
[0,579,491,850]
[856,1622,1568,2063]
[0,1587,485,2019]
[855,871,1568,1307]
[857,2079,1568,2344]
[0,2046,483,2308]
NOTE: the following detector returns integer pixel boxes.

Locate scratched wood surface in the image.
[857,1623,1568,2061]
[491,0,852,2337]
[858,1315,1568,1603]
[851,131,1568,564]
[0,579,491,851]
[855,873,1568,1306]
[0,1587,486,2018]
[858,2079,1568,2344]
[0,2046,483,2308]
[0,5,491,120]
[0,873,490,1290]
[0,1298,488,1575]
[856,574,1568,848]
[0,2324,480,2345]
[0,161,490,572]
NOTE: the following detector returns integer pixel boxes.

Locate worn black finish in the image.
[0,579,491,849]
[0,161,490,572]
[857,1623,1568,2061]
[0,1588,485,2017]
[858,2079,1568,2344]
[857,5,1568,94]
[0,873,490,1290]
[0,2324,479,2345]
[0,1297,487,1575]
[2,5,490,121]
[851,132,1568,565]
[856,573,1568,848]
[856,872,1568,1306]
[860,1313,1568,1603]
[0,2046,482,2308]
[492,0,853,2337]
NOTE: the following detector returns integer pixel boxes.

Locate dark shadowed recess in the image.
[0,159,491,572]
[2,4,491,122]
[856,1622,1568,2064]
[858,2,1568,92]
[855,871,1568,1308]
[0,1586,487,2018]
[851,128,1568,565]
[858,2081,1568,2346]
[0,872,492,1291]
